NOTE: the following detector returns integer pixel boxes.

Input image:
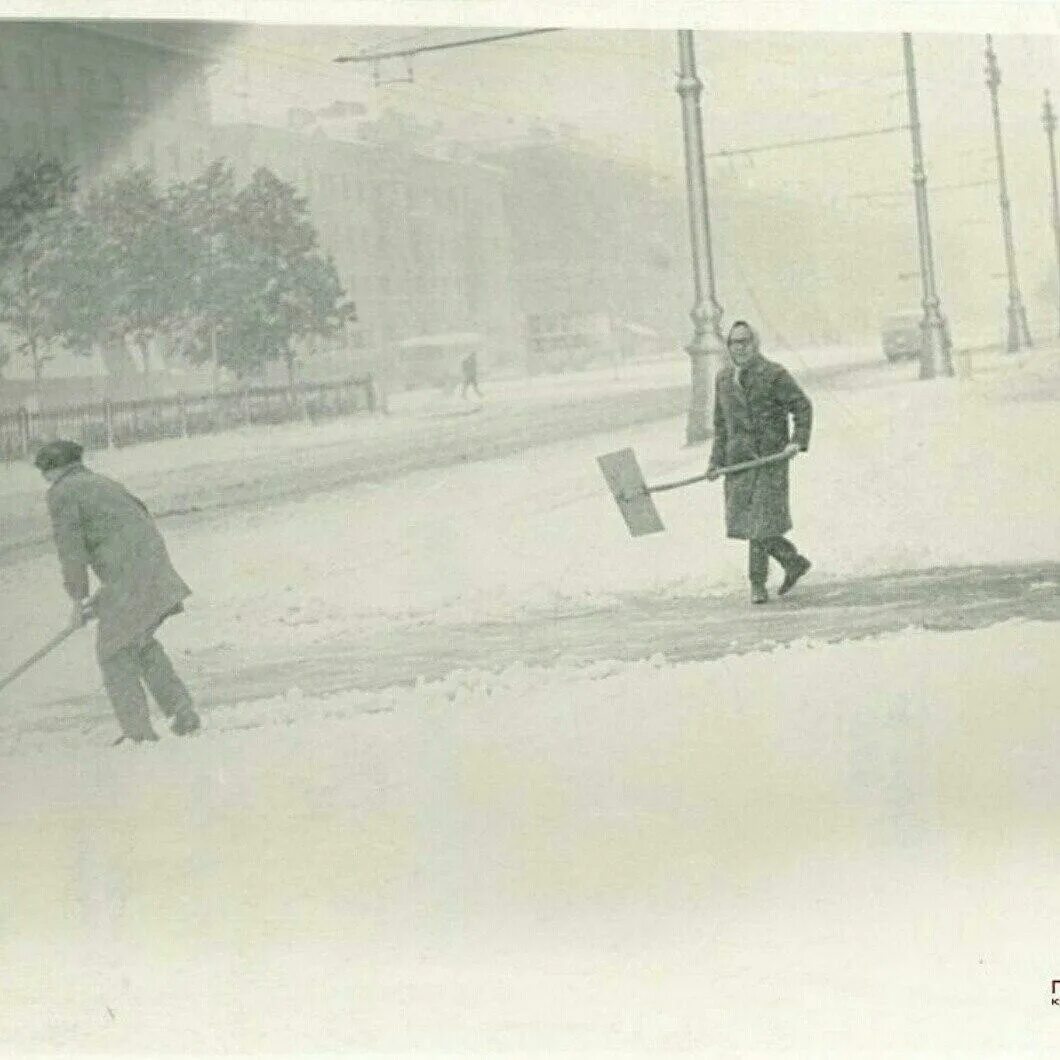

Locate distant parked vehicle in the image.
[880,312,924,363]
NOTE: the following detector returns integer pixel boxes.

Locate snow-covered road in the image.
[2,343,1056,714]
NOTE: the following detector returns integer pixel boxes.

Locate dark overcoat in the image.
[46,464,191,660]
[708,355,813,540]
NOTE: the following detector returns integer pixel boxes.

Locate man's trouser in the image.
[100,634,194,740]
[748,535,801,587]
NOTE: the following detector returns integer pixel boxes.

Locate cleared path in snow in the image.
[196,561,1060,702]
[22,561,1058,740]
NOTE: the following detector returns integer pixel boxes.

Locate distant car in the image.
[880,312,924,362]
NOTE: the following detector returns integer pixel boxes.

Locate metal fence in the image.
[0,376,376,462]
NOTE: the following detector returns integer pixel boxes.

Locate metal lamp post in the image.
[1042,89,1060,337]
[902,34,953,379]
[984,35,1033,352]
[675,30,725,445]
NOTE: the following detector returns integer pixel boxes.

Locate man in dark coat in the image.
[706,321,813,604]
[35,440,201,743]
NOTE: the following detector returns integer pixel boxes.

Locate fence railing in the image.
[0,375,376,462]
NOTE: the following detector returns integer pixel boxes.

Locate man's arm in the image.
[46,489,90,602]
[776,367,812,452]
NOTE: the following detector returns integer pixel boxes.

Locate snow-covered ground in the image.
[0,622,1057,1054]
[0,343,1057,1054]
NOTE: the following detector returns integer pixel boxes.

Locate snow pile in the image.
[0,621,1056,1054]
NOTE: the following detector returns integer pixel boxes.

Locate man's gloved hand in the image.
[782,442,802,459]
[705,466,721,482]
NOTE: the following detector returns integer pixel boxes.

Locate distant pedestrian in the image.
[706,321,813,604]
[460,350,482,400]
[35,440,201,743]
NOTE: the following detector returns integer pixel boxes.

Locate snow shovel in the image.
[597,447,795,537]
[0,623,81,694]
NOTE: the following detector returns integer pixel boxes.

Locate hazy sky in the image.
[203,25,1060,330]
[207,26,1060,228]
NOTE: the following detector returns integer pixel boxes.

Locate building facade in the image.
[0,21,220,189]
[480,129,690,369]
[0,21,227,392]
[210,120,519,385]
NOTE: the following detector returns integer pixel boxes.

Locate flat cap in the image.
[33,439,84,472]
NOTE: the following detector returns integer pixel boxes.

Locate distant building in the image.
[0,21,228,391]
[0,21,222,188]
[210,120,520,385]
[479,129,690,369]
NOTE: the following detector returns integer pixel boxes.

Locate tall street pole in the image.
[675,30,724,446]
[902,33,953,379]
[1042,89,1060,337]
[984,35,1033,352]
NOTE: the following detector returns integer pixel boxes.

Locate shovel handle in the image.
[0,624,80,694]
[646,449,795,495]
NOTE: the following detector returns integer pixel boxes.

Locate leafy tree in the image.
[167,161,244,372]
[81,167,195,390]
[223,166,356,384]
[34,195,132,375]
[0,158,354,393]
[0,156,78,383]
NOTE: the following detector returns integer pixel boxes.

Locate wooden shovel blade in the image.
[597,448,666,537]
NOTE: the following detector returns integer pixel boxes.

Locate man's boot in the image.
[171,706,201,736]
[751,583,769,605]
[778,556,812,596]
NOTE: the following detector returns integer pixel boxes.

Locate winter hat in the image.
[727,320,756,342]
[33,439,84,472]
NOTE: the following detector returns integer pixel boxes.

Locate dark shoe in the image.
[751,584,769,605]
[170,708,201,736]
[778,556,812,596]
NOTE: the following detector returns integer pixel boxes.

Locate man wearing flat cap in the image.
[35,440,200,743]
[706,321,813,605]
